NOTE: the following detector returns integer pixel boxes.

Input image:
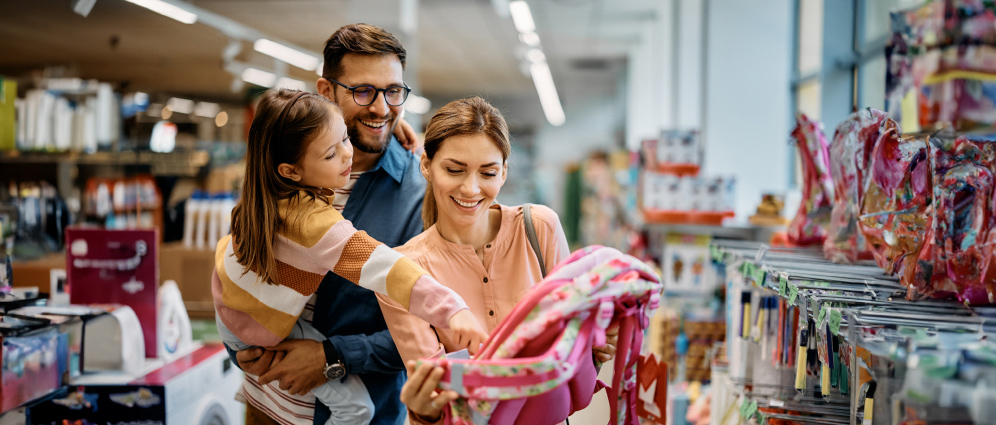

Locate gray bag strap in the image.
[523,203,547,278]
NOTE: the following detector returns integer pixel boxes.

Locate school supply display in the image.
[419,246,663,425]
[788,114,834,246]
[824,108,888,263]
[857,118,931,282]
[710,240,996,425]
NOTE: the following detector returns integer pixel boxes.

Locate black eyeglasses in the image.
[326,78,411,107]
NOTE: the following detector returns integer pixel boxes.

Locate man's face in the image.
[324,53,404,154]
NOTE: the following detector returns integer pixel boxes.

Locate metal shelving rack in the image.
[710,240,996,425]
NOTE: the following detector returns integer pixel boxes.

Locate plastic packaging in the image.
[824,108,888,263]
[788,114,835,246]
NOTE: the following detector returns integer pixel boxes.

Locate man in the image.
[232,23,425,425]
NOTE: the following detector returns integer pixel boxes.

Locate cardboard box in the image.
[10,254,65,294]
[158,243,215,320]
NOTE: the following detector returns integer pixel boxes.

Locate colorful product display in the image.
[824,108,888,264]
[788,114,834,246]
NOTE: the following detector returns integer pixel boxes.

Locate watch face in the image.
[324,363,346,381]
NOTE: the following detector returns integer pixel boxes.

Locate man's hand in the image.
[394,117,423,154]
[236,347,284,376]
[257,340,328,396]
[448,309,488,356]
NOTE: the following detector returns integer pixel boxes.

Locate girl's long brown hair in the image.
[421,97,511,230]
[230,89,339,285]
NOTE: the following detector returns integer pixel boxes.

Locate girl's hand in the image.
[400,360,460,422]
[593,325,619,364]
[448,309,488,356]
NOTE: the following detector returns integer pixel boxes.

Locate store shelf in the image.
[709,240,996,425]
[0,150,210,176]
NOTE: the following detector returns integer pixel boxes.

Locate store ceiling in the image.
[0,0,655,127]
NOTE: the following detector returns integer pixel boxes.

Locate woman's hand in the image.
[400,360,460,422]
[448,309,488,356]
[593,325,619,364]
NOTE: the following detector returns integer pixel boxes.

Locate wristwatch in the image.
[322,339,347,381]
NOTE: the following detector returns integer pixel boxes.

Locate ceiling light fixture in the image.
[520,32,541,47]
[166,97,195,114]
[275,77,308,91]
[526,48,546,64]
[509,1,536,34]
[194,101,220,118]
[405,94,432,115]
[241,68,276,87]
[316,62,325,77]
[215,111,229,127]
[254,39,321,72]
[123,0,197,24]
[529,61,565,126]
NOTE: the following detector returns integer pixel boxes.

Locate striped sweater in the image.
[213,193,468,347]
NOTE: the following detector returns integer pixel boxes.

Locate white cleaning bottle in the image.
[218,192,236,239]
[207,193,222,249]
[182,191,202,248]
[194,191,210,250]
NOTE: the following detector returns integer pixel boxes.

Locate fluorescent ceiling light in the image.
[405,95,432,115]
[215,111,229,127]
[509,1,536,34]
[529,62,565,126]
[194,101,220,118]
[520,32,540,47]
[276,77,308,91]
[254,39,321,71]
[123,0,197,24]
[526,48,546,64]
[166,97,195,114]
[242,68,276,87]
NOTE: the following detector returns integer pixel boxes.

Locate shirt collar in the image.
[366,136,408,183]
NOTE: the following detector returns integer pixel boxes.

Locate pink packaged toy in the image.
[420,246,662,425]
[824,108,888,263]
[789,114,835,246]
[858,119,932,279]
[910,135,996,304]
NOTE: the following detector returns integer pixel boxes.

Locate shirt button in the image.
[483,277,488,283]
[489,310,495,316]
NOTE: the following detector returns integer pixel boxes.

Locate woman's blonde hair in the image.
[421,97,511,230]
[230,89,340,285]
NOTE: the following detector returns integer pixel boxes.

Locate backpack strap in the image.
[523,203,548,278]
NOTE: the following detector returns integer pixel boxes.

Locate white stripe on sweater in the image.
[223,241,310,316]
[358,244,406,295]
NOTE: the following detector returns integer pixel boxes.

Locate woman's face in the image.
[423,133,507,228]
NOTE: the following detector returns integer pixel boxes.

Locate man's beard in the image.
[347,118,395,154]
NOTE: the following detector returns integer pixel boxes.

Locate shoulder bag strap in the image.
[523,203,547,278]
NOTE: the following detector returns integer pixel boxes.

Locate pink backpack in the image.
[789,114,835,246]
[824,108,888,263]
[420,246,662,425]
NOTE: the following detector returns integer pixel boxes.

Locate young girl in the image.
[212,89,486,425]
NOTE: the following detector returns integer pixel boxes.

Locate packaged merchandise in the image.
[422,246,662,425]
[788,114,835,246]
[858,118,932,281]
[824,108,888,263]
[910,135,996,304]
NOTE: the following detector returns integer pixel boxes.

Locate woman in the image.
[378,97,617,424]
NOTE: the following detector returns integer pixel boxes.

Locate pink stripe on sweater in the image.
[212,270,283,347]
[407,275,469,330]
[273,219,357,276]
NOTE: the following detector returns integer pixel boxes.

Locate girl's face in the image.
[281,111,354,189]
[422,134,507,228]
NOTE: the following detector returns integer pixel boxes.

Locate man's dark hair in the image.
[322,23,407,80]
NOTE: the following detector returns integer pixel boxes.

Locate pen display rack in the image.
[710,240,996,425]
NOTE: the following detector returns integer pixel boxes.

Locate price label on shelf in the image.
[829,309,843,336]
[788,284,799,305]
[779,276,789,296]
